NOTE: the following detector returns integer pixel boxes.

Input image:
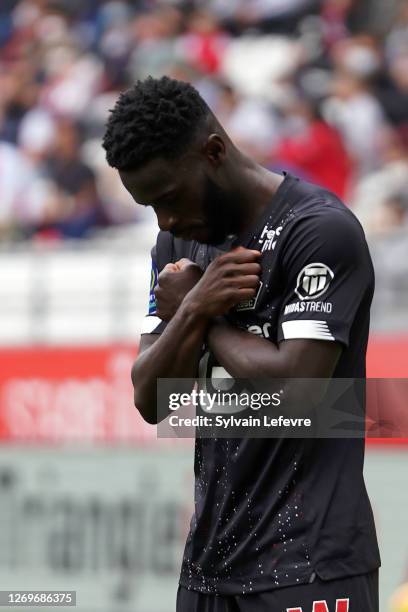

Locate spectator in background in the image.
[352,132,408,235]
[376,49,408,145]
[325,69,389,175]
[96,0,134,89]
[0,0,407,242]
[320,0,355,49]
[0,1,14,48]
[324,34,391,175]
[208,0,321,35]
[0,140,53,240]
[377,0,408,141]
[273,91,352,199]
[37,118,106,239]
[128,5,185,80]
[215,82,281,163]
[180,8,229,75]
[0,58,40,144]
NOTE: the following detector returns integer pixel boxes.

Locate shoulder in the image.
[285,180,366,248]
[282,191,372,273]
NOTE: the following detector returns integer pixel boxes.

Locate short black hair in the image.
[102,76,210,171]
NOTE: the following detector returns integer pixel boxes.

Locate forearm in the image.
[207,319,342,396]
[207,318,285,379]
[132,301,208,423]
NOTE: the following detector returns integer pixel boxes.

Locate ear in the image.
[203,133,226,166]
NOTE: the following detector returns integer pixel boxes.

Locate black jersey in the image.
[141,173,380,595]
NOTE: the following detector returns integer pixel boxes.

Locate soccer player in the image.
[103,76,380,612]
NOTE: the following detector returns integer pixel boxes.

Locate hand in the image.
[184,248,261,319]
[155,258,203,321]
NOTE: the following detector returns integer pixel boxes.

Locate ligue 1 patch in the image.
[234,281,263,312]
[148,259,159,315]
[295,263,334,301]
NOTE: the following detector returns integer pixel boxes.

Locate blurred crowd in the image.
[0,0,407,241]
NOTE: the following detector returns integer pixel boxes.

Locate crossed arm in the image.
[131,249,341,424]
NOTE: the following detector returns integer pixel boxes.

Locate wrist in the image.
[178,294,210,324]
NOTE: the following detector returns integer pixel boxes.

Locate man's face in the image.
[119,154,240,245]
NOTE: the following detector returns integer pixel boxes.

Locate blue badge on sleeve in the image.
[148,259,159,315]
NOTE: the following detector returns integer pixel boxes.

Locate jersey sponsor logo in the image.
[284,301,333,316]
[148,259,159,315]
[287,599,349,612]
[198,351,255,414]
[295,263,334,300]
[258,224,283,252]
[235,281,263,312]
[247,322,272,339]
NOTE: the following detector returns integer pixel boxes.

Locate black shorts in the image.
[176,571,378,612]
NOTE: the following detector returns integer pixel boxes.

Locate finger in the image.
[222,249,261,264]
[228,287,257,305]
[229,275,260,289]
[225,263,262,277]
[237,287,257,297]
[231,247,261,257]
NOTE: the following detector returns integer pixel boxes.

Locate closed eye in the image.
[154,190,179,208]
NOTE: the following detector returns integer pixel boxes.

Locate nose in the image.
[156,210,178,233]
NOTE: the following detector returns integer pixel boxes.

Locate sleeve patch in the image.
[282,320,335,341]
[295,263,334,300]
[148,259,159,315]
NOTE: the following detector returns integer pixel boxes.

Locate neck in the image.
[229,149,285,232]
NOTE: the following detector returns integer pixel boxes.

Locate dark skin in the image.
[120,116,342,424]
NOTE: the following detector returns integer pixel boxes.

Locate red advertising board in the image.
[0,337,407,443]
[0,345,157,443]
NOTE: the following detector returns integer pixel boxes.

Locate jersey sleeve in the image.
[140,235,171,336]
[277,209,374,347]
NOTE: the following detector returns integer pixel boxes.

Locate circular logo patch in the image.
[295,263,334,300]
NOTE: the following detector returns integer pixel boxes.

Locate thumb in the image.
[175,258,195,271]
[163,263,179,273]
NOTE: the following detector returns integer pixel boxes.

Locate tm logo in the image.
[295,263,334,301]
